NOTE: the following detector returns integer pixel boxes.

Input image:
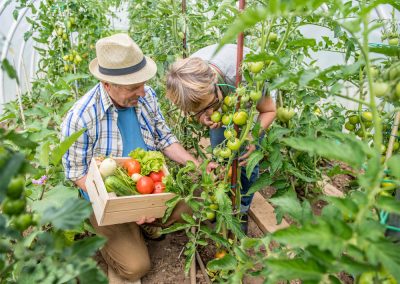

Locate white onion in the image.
[131,173,142,183]
[99,158,117,178]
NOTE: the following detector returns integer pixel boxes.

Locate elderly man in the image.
[61,33,206,282]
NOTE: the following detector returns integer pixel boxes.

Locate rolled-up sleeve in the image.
[61,111,92,181]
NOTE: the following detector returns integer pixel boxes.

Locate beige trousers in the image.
[90,201,191,281]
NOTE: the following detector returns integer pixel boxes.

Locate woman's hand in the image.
[238,144,256,166]
[199,113,221,129]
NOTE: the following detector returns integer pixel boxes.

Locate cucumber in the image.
[104,176,137,196]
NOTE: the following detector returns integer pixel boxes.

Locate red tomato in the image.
[124,159,141,176]
[149,171,165,183]
[136,176,154,194]
[153,182,166,194]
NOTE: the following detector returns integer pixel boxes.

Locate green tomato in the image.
[227,138,241,151]
[221,104,229,113]
[361,111,373,122]
[224,96,235,107]
[248,62,264,74]
[348,115,359,125]
[224,128,237,139]
[363,121,372,128]
[2,198,26,216]
[209,203,219,211]
[233,111,248,126]
[211,111,222,123]
[213,148,221,157]
[7,176,25,200]
[356,128,365,138]
[250,90,262,102]
[205,211,215,221]
[13,214,33,232]
[240,94,250,103]
[219,148,232,159]
[222,114,232,126]
[389,37,399,46]
[236,86,246,96]
[369,66,379,77]
[344,122,355,131]
[268,32,278,42]
[372,82,389,97]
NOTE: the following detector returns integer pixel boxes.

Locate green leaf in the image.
[282,137,366,169]
[71,236,106,258]
[387,155,400,179]
[38,141,51,167]
[217,7,267,51]
[78,267,108,284]
[246,150,264,179]
[376,196,400,214]
[162,195,181,223]
[1,58,19,83]
[50,128,86,166]
[41,198,92,230]
[0,152,24,198]
[160,222,191,234]
[299,69,318,88]
[270,190,313,223]
[30,184,78,213]
[200,226,231,248]
[366,239,400,282]
[181,213,196,225]
[287,38,317,48]
[266,258,325,281]
[247,173,273,195]
[207,253,237,271]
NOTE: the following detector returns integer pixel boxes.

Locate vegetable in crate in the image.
[105,167,139,196]
[99,158,117,178]
[129,148,165,176]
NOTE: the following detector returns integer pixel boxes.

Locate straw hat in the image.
[89,33,157,85]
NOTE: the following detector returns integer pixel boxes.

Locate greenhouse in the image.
[1,1,400,283]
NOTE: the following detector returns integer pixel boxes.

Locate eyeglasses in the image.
[189,84,222,119]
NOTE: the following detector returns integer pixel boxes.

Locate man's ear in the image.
[102,81,111,91]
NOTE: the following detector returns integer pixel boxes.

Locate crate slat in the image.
[105,193,175,212]
[101,206,168,226]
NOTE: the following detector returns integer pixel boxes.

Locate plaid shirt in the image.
[61,83,178,181]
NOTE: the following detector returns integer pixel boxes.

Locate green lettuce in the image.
[129,148,165,176]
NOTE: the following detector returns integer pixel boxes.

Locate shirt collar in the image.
[99,82,114,114]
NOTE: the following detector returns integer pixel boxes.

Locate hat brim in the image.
[89,56,157,85]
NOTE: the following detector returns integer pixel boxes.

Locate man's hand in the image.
[136,216,156,225]
[238,144,256,167]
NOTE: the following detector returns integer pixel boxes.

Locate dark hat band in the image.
[98,57,147,76]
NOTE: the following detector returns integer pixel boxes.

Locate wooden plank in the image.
[249,192,289,233]
[322,183,344,197]
[101,206,168,226]
[90,158,110,202]
[318,175,344,197]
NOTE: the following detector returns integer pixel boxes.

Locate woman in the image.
[166,44,276,233]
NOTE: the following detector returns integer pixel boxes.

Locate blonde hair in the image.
[166,57,217,113]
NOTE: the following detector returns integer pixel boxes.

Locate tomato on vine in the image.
[219,148,232,159]
[222,114,233,126]
[372,82,389,97]
[227,138,241,151]
[211,111,222,123]
[224,128,237,139]
[248,62,264,74]
[7,176,25,200]
[268,32,278,42]
[250,90,262,102]
[233,111,248,126]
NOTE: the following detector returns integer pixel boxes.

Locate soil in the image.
[94,216,263,284]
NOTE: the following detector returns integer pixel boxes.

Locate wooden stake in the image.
[195,250,211,284]
[385,112,400,162]
[190,227,196,284]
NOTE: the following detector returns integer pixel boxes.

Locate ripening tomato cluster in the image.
[123,159,166,194]
[209,62,267,161]
[1,175,38,232]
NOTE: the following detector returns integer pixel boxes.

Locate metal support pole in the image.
[231,0,246,210]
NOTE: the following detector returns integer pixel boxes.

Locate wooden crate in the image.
[85,157,175,226]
